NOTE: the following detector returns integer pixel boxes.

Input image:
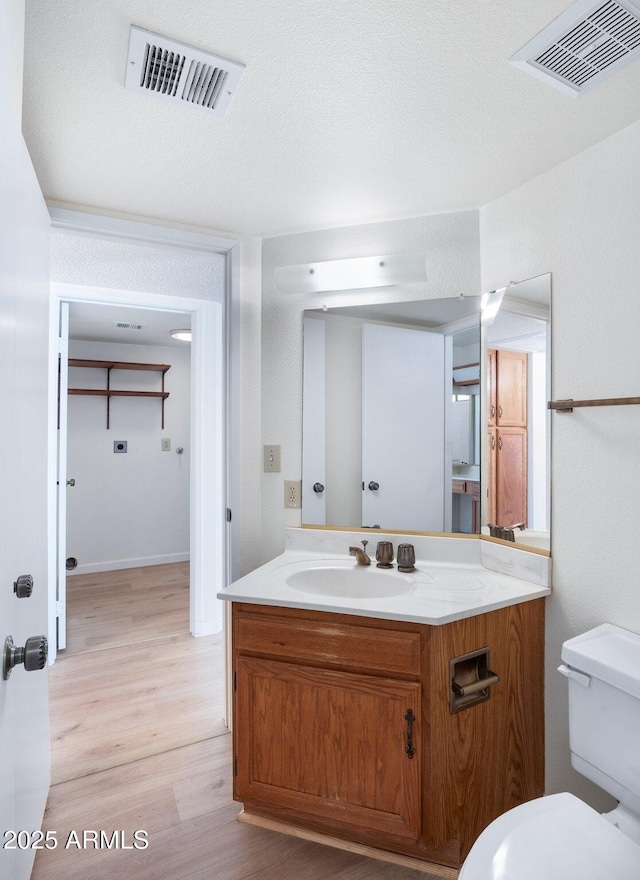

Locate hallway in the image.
[48,563,225,784]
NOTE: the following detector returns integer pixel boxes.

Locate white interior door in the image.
[0,3,52,873]
[362,323,446,531]
[55,303,69,653]
[301,317,326,525]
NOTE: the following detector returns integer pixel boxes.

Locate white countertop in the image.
[218,529,551,626]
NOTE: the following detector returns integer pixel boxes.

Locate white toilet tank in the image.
[560,624,640,816]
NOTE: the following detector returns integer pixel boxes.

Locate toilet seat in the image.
[459,793,640,880]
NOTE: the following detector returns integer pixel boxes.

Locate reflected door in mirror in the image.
[362,324,447,531]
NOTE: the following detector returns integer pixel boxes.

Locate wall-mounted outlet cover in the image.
[114,441,128,453]
[284,480,301,509]
[162,438,171,452]
[264,445,281,473]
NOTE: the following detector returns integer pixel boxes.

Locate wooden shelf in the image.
[68,358,171,373]
[68,359,171,428]
[68,389,169,399]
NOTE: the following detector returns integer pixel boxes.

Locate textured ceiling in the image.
[22,0,640,237]
[69,302,191,348]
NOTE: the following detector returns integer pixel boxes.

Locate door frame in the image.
[46,209,241,664]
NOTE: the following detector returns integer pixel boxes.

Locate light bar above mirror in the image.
[275,253,428,295]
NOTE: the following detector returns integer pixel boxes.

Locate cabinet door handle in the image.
[490,404,496,419]
[491,434,496,450]
[404,709,416,759]
[498,435,503,450]
[498,404,503,419]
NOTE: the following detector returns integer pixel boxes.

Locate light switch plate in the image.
[263,445,281,473]
[284,480,301,509]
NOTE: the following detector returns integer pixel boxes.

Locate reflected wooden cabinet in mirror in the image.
[487,349,528,527]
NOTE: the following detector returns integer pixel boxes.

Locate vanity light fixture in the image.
[274,253,428,295]
[170,329,192,342]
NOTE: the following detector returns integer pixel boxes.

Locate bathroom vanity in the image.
[219,529,550,874]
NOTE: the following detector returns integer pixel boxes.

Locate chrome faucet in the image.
[349,539,371,566]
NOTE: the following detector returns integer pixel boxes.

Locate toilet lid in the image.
[460,793,640,880]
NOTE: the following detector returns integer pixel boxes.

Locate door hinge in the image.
[233,756,238,777]
[233,671,237,692]
[226,508,232,523]
[55,600,64,617]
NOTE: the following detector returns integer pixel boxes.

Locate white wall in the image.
[481,118,640,810]
[66,339,190,573]
[51,233,225,302]
[260,210,480,565]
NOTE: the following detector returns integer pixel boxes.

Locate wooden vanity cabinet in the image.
[232,599,545,870]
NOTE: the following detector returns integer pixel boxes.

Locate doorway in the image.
[52,283,226,657]
[50,289,227,782]
[64,300,193,647]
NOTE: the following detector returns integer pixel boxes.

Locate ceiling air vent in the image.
[125,26,245,117]
[116,322,144,330]
[510,0,640,96]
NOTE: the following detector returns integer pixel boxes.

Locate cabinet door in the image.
[496,428,527,526]
[487,349,497,427]
[496,351,527,427]
[234,657,422,843]
[487,429,497,524]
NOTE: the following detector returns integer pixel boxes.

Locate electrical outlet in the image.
[162,438,171,452]
[263,444,281,473]
[284,480,301,509]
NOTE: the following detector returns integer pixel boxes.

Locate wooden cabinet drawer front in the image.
[452,480,467,494]
[235,611,421,676]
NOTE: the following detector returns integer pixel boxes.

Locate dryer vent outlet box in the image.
[510,0,640,96]
[125,26,245,117]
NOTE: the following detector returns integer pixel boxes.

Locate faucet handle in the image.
[376,541,394,569]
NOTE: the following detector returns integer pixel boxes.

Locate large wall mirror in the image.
[301,296,482,535]
[300,274,552,555]
[482,273,551,554]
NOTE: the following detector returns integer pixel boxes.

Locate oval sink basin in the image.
[286,566,414,599]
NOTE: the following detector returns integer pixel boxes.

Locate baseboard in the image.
[237,811,459,878]
[70,552,190,576]
[192,617,223,637]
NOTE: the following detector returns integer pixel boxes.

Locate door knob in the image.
[3,635,48,680]
[368,481,379,491]
[67,478,76,487]
[313,483,324,494]
[13,574,34,599]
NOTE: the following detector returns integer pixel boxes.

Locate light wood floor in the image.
[35,563,433,880]
[64,561,192,655]
[49,563,225,784]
